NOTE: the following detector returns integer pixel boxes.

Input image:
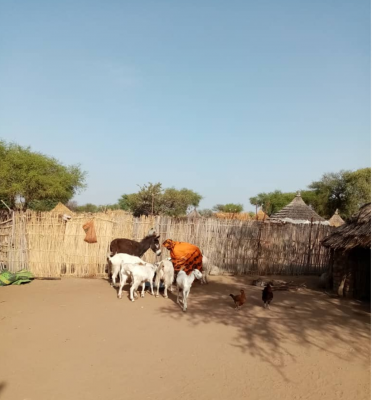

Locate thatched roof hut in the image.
[187,209,201,219]
[50,202,74,221]
[328,209,345,228]
[322,203,371,300]
[270,192,328,225]
[322,203,370,251]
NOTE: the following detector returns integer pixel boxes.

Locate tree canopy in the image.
[0,141,86,210]
[249,168,371,219]
[118,182,202,217]
[213,203,244,213]
[308,168,371,218]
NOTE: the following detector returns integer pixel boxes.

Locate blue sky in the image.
[0,0,370,211]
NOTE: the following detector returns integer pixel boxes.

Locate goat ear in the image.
[156,235,160,239]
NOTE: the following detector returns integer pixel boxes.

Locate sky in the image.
[0,0,370,211]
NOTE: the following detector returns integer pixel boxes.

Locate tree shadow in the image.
[156,276,371,381]
[0,382,7,399]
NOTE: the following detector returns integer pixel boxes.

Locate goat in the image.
[154,259,174,298]
[107,253,145,287]
[118,262,157,301]
[201,254,212,285]
[176,269,203,312]
[109,228,161,258]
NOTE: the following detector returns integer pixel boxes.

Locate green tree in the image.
[118,194,131,211]
[119,183,202,217]
[309,168,371,218]
[0,141,86,210]
[199,209,214,218]
[249,191,295,215]
[213,203,244,213]
[75,203,99,213]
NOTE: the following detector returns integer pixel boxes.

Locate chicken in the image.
[262,283,273,309]
[229,289,246,310]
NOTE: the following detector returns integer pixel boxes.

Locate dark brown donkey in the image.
[109,228,161,258]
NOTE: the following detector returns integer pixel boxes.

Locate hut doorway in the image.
[353,248,371,301]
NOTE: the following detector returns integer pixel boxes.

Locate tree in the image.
[119,183,202,217]
[75,203,99,213]
[199,209,214,218]
[309,168,371,218]
[249,191,295,215]
[0,141,86,210]
[65,200,78,211]
[118,194,131,211]
[249,168,371,219]
[213,203,243,213]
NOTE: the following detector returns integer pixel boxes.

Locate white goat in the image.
[154,259,174,298]
[118,262,157,301]
[108,253,145,287]
[176,269,203,312]
[201,255,212,285]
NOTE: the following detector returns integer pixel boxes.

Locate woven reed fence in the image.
[0,210,334,278]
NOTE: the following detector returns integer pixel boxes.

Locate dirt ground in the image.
[0,275,370,400]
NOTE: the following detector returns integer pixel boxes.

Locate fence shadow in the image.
[157,277,371,380]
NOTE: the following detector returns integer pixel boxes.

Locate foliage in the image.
[75,203,99,213]
[309,168,371,218]
[213,203,243,213]
[118,194,131,211]
[249,191,295,215]
[249,168,371,219]
[199,209,214,218]
[0,140,86,210]
[119,182,202,217]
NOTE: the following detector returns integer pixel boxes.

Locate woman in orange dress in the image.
[162,239,203,276]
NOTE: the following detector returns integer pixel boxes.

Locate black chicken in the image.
[262,283,273,309]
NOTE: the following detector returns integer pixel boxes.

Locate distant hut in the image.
[187,209,201,220]
[270,192,328,225]
[328,209,345,227]
[322,203,371,300]
[50,202,74,221]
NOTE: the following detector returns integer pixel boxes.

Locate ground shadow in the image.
[156,276,371,380]
[0,382,7,399]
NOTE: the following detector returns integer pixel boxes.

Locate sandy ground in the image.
[0,275,370,400]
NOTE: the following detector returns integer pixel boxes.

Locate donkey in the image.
[109,228,161,258]
[108,229,161,288]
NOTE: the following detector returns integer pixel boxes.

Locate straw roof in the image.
[187,209,201,219]
[50,202,73,215]
[322,203,371,251]
[270,192,327,224]
[328,209,345,227]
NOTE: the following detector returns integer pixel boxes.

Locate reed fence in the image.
[0,210,334,278]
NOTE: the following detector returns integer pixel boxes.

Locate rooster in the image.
[229,289,246,310]
[262,283,273,309]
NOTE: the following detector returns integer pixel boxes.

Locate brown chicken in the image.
[229,289,246,310]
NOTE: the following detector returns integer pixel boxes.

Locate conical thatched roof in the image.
[270,192,327,224]
[50,202,73,215]
[322,203,371,251]
[328,209,345,227]
[187,209,201,219]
